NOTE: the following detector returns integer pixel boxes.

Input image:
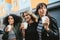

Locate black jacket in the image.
[38,17,59,40]
[25,22,39,40]
[2,23,23,40]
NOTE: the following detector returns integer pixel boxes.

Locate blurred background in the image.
[0,0,60,40]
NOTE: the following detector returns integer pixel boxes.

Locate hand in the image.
[44,26,50,31]
[20,23,25,38]
[20,23,25,30]
[43,17,50,31]
[5,25,11,32]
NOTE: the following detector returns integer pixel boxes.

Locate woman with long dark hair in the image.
[35,3,59,40]
[2,14,23,40]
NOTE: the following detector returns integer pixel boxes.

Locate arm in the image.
[46,17,59,38]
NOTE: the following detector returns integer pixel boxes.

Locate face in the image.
[8,16,14,25]
[23,13,31,22]
[38,5,47,17]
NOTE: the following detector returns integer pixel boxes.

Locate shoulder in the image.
[50,17,56,21]
[49,17,58,27]
[49,17,57,23]
[33,22,38,25]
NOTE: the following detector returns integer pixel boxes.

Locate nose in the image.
[42,8,44,11]
[24,16,27,19]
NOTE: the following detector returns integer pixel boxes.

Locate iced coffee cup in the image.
[42,16,48,26]
[7,25,11,31]
[23,22,28,29]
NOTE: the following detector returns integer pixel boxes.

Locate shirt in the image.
[37,20,43,40]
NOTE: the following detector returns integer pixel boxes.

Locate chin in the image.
[26,20,29,22]
[42,14,45,16]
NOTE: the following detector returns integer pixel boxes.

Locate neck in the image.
[40,15,44,19]
[9,24,14,26]
[28,19,33,24]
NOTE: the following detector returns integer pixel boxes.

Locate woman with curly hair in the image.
[2,14,23,40]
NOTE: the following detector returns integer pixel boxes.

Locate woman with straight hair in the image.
[21,11,39,40]
[35,3,59,40]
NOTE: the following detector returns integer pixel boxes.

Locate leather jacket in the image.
[40,17,59,40]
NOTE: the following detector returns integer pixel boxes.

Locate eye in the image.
[26,15,28,16]
[8,18,13,20]
[24,14,28,17]
[11,18,13,20]
[43,6,46,9]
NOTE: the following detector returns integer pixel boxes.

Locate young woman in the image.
[35,3,59,40]
[21,11,39,40]
[2,14,23,40]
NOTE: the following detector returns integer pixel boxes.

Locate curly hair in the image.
[3,14,22,26]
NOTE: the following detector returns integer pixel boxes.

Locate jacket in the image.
[2,23,23,40]
[25,22,39,40]
[38,17,59,40]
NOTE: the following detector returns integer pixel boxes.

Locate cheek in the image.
[38,10,40,15]
[8,19,14,23]
[12,20,14,23]
[38,10,42,14]
[44,9,47,15]
[24,16,28,20]
[44,9,47,13]
[26,16,31,21]
[24,16,28,21]
[38,10,40,14]
[28,15,31,19]
[29,17,31,20]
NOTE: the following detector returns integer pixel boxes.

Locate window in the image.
[48,0,60,4]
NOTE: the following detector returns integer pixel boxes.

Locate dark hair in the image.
[35,3,50,17]
[3,14,22,26]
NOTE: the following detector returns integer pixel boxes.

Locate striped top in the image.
[37,20,43,40]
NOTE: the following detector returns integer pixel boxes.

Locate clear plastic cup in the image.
[42,16,48,23]
[23,22,28,29]
[7,25,11,31]
[42,16,48,26]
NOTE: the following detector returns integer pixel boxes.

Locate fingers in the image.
[44,17,50,26]
[43,17,50,31]
[5,27,9,32]
[20,23,24,29]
